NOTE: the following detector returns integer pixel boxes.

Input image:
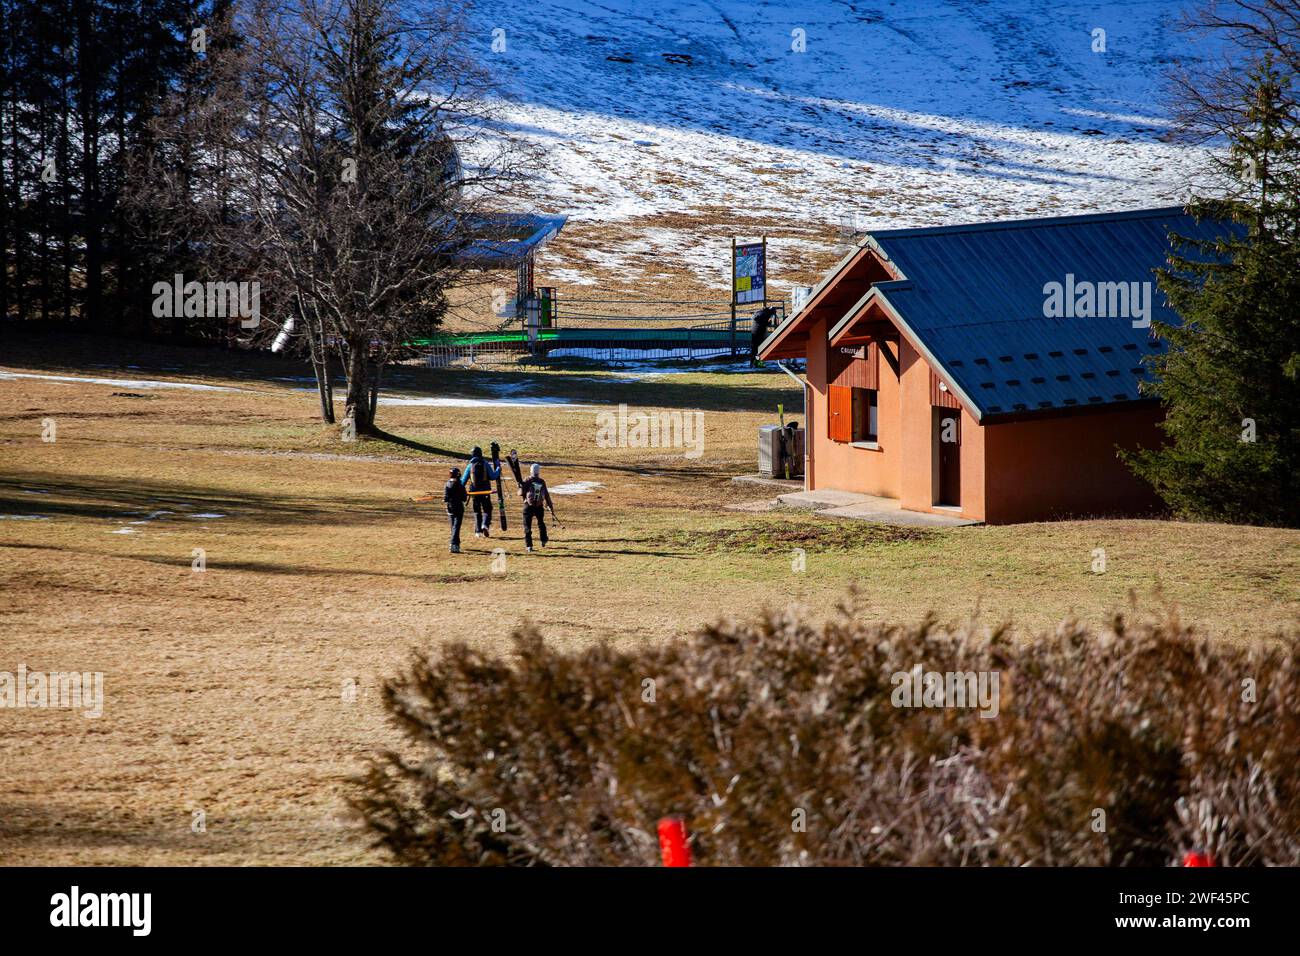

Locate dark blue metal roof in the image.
[864,207,1237,420]
[455,213,568,268]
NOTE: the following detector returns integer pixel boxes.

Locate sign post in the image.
[730,238,736,355]
[731,237,767,356]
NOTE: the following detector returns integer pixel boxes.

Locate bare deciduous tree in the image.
[1169,0,1300,195]
[129,0,535,434]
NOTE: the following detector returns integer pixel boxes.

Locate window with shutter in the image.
[851,387,878,442]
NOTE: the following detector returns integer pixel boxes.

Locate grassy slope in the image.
[1,331,1296,864]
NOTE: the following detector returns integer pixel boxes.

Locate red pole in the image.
[658,816,691,867]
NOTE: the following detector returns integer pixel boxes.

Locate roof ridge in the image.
[866,205,1190,242]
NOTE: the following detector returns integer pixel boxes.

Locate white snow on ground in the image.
[550,481,604,495]
[468,0,1221,289]
[379,394,592,408]
[480,380,539,396]
[561,358,773,380]
[546,347,734,362]
[0,514,50,521]
[103,506,228,534]
[283,384,594,407]
[0,370,238,391]
[613,359,761,376]
[128,510,174,525]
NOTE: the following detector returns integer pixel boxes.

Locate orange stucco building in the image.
[759,207,1227,524]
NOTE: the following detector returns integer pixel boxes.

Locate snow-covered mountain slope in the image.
[467,0,1218,307]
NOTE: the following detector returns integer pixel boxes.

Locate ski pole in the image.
[491,441,507,531]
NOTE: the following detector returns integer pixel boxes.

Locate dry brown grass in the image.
[440,209,849,332]
[0,330,1296,864]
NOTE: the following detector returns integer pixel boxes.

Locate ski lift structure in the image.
[425,219,788,367]
[454,211,568,319]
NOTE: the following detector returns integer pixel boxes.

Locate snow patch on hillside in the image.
[0,370,239,391]
[468,0,1219,291]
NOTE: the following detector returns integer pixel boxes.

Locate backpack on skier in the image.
[466,457,490,493]
[523,478,546,508]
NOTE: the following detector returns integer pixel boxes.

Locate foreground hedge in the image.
[350,597,1299,866]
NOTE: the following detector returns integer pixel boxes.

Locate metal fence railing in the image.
[423,342,529,367]
[420,300,787,367]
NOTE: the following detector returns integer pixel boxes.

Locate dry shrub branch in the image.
[351,595,1299,866]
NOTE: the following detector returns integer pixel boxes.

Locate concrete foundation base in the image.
[776,489,980,527]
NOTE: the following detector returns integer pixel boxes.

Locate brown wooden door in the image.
[936,409,961,506]
[828,385,852,443]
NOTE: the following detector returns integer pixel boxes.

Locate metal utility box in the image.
[758,424,804,479]
[758,425,781,476]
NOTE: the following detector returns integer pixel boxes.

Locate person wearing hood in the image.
[442,466,468,553]
[518,462,554,553]
[460,445,501,537]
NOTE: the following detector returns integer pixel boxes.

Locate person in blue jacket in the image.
[460,446,501,537]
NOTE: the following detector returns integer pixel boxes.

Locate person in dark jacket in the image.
[460,445,501,537]
[518,463,554,552]
[443,467,468,553]
[750,305,777,366]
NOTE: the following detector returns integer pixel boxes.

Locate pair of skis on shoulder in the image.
[492,442,525,531]
[496,444,561,529]
[414,444,542,529]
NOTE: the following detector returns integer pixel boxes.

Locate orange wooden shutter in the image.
[828,385,852,442]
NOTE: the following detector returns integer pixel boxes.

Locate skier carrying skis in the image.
[461,446,501,537]
[443,466,467,553]
[518,463,555,553]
